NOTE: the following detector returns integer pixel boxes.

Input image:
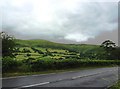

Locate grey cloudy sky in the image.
[1,0,118,45]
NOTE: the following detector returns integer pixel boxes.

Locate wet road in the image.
[2,67,119,89]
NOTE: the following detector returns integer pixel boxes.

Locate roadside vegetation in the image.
[109,80,120,89]
[1,32,120,77]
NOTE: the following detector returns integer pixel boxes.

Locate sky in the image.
[1,0,119,45]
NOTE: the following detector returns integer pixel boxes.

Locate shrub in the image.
[2,57,20,72]
[26,53,31,57]
[30,59,55,71]
[2,56,119,73]
[22,49,31,53]
[23,57,36,65]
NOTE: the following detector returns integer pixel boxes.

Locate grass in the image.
[3,39,119,78]
[15,39,100,53]
[14,39,105,61]
[109,80,120,89]
[3,66,116,78]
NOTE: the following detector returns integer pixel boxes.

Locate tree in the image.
[100,40,116,59]
[0,32,16,57]
[100,40,116,50]
[111,47,120,60]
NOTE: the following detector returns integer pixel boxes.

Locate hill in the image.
[15,39,100,52]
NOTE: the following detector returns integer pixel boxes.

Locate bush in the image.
[29,58,119,71]
[22,49,31,53]
[23,57,36,64]
[2,57,21,72]
[2,57,119,73]
[26,53,31,57]
[30,57,55,71]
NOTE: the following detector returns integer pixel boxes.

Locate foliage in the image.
[100,40,119,60]
[22,48,31,53]
[14,39,120,60]
[2,38,120,73]
[1,32,16,57]
[109,80,120,89]
[100,40,116,50]
[5,57,119,72]
[2,57,21,72]
[26,53,31,57]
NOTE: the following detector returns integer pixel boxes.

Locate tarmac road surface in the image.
[2,67,119,89]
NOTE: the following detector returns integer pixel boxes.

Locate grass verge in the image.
[109,80,120,89]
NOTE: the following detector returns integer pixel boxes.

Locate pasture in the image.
[2,39,119,74]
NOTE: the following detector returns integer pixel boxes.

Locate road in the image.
[2,67,119,89]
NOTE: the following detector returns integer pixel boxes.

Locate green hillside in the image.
[15,39,100,53]
[3,39,119,74]
[14,39,104,61]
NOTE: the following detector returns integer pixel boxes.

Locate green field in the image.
[15,39,102,60]
[2,39,120,76]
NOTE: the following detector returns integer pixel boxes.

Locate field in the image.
[15,39,102,60]
[2,39,120,75]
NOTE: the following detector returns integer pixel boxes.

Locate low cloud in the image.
[1,0,118,44]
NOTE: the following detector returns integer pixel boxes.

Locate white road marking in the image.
[10,68,118,88]
[2,68,118,80]
[2,67,118,88]
[58,79,63,81]
[71,69,117,80]
[17,69,118,88]
[19,82,50,88]
[72,76,82,79]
